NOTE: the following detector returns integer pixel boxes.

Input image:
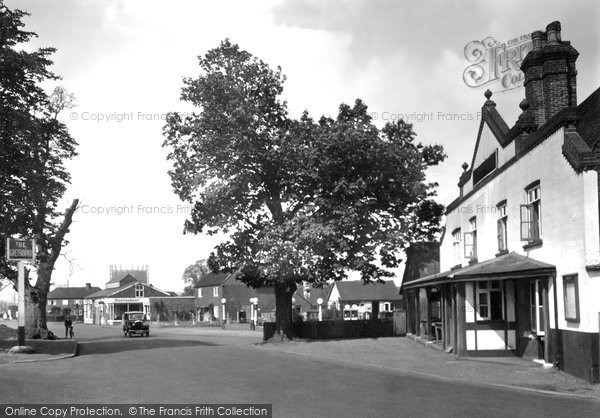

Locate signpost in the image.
[6,238,36,347]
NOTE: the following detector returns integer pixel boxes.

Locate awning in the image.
[402,252,556,289]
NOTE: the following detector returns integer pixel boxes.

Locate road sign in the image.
[6,238,36,261]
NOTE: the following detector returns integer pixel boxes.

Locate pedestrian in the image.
[64,315,73,338]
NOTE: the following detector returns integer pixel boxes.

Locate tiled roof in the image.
[48,286,101,299]
[576,87,600,149]
[86,282,170,299]
[195,272,231,287]
[402,252,556,289]
[334,280,401,301]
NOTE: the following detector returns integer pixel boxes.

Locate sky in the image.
[6,0,600,292]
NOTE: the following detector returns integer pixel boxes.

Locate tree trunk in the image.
[273,280,297,340]
[23,199,79,339]
[24,266,53,339]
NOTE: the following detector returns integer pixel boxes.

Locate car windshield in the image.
[127,313,144,320]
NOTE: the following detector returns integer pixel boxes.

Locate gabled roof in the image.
[402,252,556,289]
[86,282,170,299]
[195,272,231,287]
[470,98,511,166]
[333,280,401,301]
[48,286,101,299]
[300,285,330,306]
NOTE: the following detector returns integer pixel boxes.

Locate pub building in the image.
[403,22,600,383]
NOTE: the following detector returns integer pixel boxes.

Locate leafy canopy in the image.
[164,40,445,289]
[0,1,78,282]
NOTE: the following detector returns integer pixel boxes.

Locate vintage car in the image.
[122,311,150,337]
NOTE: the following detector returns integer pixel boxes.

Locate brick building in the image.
[47,283,101,322]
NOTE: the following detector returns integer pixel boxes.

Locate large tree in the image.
[163,40,445,339]
[0,2,78,338]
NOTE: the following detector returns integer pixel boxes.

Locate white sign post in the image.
[6,238,37,347]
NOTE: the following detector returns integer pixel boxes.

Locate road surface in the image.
[0,324,598,417]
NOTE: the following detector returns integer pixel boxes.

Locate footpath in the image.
[257,336,600,399]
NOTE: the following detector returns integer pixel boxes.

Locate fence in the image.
[263,319,397,341]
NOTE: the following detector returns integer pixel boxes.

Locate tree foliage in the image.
[163,40,445,338]
[181,259,210,296]
[0,2,79,338]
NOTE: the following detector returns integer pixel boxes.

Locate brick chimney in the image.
[520,21,578,126]
[86,283,91,289]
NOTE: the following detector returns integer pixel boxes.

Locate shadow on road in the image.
[77,338,219,356]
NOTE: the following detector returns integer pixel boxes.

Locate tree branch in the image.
[48,199,79,266]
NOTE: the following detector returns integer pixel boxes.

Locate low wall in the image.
[223,323,256,331]
[264,319,395,341]
[0,339,76,354]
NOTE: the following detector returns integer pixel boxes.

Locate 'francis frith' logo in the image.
[463,34,533,92]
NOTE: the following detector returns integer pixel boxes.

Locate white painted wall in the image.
[442,128,600,333]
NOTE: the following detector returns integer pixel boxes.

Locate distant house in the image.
[195,271,277,323]
[194,272,231,321]
[84,274,171,325]
[326,280,402,320]
[47,283,101,322]
[195,272,332,323]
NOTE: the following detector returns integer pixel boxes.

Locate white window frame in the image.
[530,279,545,335]
[521,184,541,241]
[135,285,144,297]
[563,274,580,323]
[198,288,203,298]
[464,217,477,259]
[213,286,219,297]
[476,280,503,321]
[497,202,507,252]
[452,228,462,265]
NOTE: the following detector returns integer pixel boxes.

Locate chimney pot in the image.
[540,31,548,48]
[531,31,544,51]
[461,162,469,171]
[546,21,561,45]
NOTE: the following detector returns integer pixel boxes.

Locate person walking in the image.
[64,315,73,338]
